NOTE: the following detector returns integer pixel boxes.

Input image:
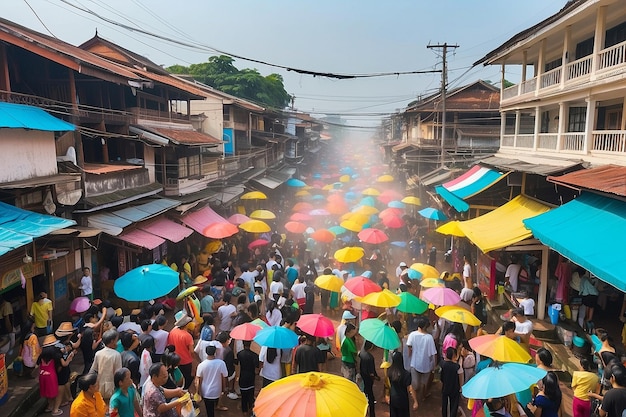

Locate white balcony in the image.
[501,131,626,158]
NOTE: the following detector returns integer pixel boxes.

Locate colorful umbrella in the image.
[241,191,267,200]
[285,221,307,234]
[251,318,269,329]
[295,190,311,197]
[343,276,382,297]
[352,205,379,216]
[334,246,365,263]
[287,178,307,187]
[378,189,403,204]
[357,228,388,244]
[376,175,394,183]
[203,222,239,239]
[310,229,335,243]
[204,240,222,254]
[328,226,347,236]
[468,335,533,363]
[418,207,448,221]
[388,201,406,209]
[401,196,421,206]
[69,296,91,314]
[315,274,344,292]
[462,363,547,399]
[340,220,363,232]
[407,269,422,280]
[309,209,330,216]
[254,372,367,417]
[254,326,299,349]
[114,264,179,301]
[239,219,271,233]
[231,322,263,341]
[379,207,404,219]
[297,314,335,337]
[359,196,377,207]
[359,289,401,308]
[227,213,250,225]
[397,292,429,314]
[339,175,351,183]
[176,286,199,300]
[290,212,313,222]
[250,209,277,220]
[421,287,461,306]
[361,187,380,196]
[248,239,271,250]
[420,278,445,288]
[382,215,405,229]
[435,306,481,326]
[292,202,313,212]
[359,319,401,350]
[409,263,440,279]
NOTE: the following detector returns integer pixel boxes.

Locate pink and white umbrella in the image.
[421,287,461,306]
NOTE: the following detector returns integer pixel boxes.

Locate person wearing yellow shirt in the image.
[70,373,106,417]
[30,292,53,336]
[572,357,599,417]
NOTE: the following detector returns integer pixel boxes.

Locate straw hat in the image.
[130,309,142,316]
[114,308,123,317]
[42,334,58,347]
[55,322,76,337]
[174,311,192,328]
[193,275,208,285]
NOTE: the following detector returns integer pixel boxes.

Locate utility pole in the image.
[427,43,459,167]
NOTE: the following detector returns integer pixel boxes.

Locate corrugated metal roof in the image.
[118,229,165,250]
[81,183,163,211]
[134,69,210,98]
[150,127,221,145]
[479,155,584,176]
[86,198,180,235]
[139,218,193,243]
[83,163,144,175]
[548,165,626,197]
[0,173,80,189]
[182,205,230,234]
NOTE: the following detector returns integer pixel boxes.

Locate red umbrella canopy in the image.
[203,222,239,239]
[379,207,404,219]
[290,212,313,222]
[297,313,335,337]
[357,228,389,244]
[382,215,405,229]
[230,322,263,341]
[378,190,403,205]
[343,276,382,297]
[248,239,270,250]
[285,221,308,234]
[311,229,335,243]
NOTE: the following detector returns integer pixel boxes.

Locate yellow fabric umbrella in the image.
[435,306,481,326]
[239,220,271,233]
[241,191,268,200]
[401,196,421,206]
[176,286,199,300]
[340,220,363,232]
[409,263,440,279]
[250,209,277,220]
[315,275,344,292]
[362,187,381,196]
[334,246,365,263]
[436,221,466,237]
[359,289,401,308]
[204,240,222,254]
[468,334,533,363]
[345,213,369,225]
[295,190,311,197]
[339,175,351,183]
[420,278,445,288]
[254,372,367,417]
[322,184,334,191]
[376,175,394,183]
[353,205,379,215]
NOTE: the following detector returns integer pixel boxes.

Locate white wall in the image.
[0,129,57,182]
[189,97,224,140]
[144,145,156,182]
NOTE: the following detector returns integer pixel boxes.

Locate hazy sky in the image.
[5,0,565,129]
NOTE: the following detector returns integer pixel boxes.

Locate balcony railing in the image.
[592,130,626,153]
[502,130,626,155]
[537,133,558,150]
[566,56,592,81]
[540,67,561,89]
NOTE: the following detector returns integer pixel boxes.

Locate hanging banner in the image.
[223,128,234,156]
[0,354,7,405]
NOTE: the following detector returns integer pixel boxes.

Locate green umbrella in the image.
[397,292,429,314]
[358,319,401,350]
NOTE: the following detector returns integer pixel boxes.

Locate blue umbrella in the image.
[253,326,298,349]
[390,241,407,248]
[462,363,547,399]
[114,264,179,301]
[328,225,347,235]
[340,167,354,175]
[360,196,377,207]
[345,191,357,200]
[388,201,406,209]
[287,178,306,187]
[312,194,325,201]
[407,269,422,280]
[313,173,322,179]
[418,207,448,221]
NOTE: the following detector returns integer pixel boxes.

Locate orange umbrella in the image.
[310,229,335,243]
[357,228,389,244]
[326,201,349,215]
[203,222,239,239]
[469,335,533,363]
[285,221,307,234]
[292,202,313,212]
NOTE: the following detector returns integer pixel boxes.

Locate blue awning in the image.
[0,202,76,256]
[524,193,626,291]
[0,102,75,131]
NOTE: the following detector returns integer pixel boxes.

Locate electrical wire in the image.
[23,0,57,38]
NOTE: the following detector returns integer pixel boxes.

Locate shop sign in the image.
[1,262,44,290]
[0,354,7,405]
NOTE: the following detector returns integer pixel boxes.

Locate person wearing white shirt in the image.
[217,293,237,332]
[195,345,228,417]
[505,256,522,292]
[259,346,282,386]
[79,267,93,300]
[512,308,533,344]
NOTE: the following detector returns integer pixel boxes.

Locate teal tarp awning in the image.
[0,102,75,131]
[0,202,76,256]
[523,193,626,291]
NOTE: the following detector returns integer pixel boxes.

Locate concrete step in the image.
[8,385,46,417]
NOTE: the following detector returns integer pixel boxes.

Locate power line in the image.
[23,0,57,38]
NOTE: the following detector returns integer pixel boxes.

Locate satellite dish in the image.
[43,191,56,214]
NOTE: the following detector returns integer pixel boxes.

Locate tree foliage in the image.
[168,55,290,108]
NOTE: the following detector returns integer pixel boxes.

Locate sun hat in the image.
[55,322,77,337]
[114,308,123,317]
[342,310,356,320]
[174,311,192,328]
[193,275,208,285]
[399,262,407,267]
[42,334,58,347]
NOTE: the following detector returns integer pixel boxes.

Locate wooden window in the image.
[568,107,586,132]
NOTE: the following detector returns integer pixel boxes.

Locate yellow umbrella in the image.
[345,213,369,225]
[204,240,222,254]
[322,184,334,191]
[339,174,351,183]
[239,219,271,233]
[176,286,199,300]
[359,289,401,308]
[295,190,311,197]
[315,274,344,292]
[469,335,533,363]
[334,246,365,263]
[353,205,379,216]
[420,278,445,288]
[250,209,277,220]
[376,175,394,183]
[254,372,367,417]
[340,220,363,232]
[435,306,481,326]
[401,196,421,206]
[362,187,381,196]
[241,191,268,200]
[410,263,440,279]
[436,221,465,237]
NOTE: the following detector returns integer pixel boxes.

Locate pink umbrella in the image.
[297,313,335,337]
[248,239,270,250]
[382,215,405,229]
[309,209,330,216]
[203,222,239,238]
[290,212,313,222]
[285,221,308,234]
[343,276,382,297]
[421,287,461,306]
[227,214,250,225]
[379,207,404,219]
[69,296,91,313]
[231,322,263,341]
[378,190,403,205]
[357,228,389,244]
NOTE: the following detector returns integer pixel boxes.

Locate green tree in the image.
[168,55,290,108]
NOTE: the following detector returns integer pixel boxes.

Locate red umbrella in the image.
[290,212,313,222]
[311,229,335,243]
[248,239,270,250]
[231,322,263,341]
[382,215,405,229]
[378,190,403,205]
[203,222,239,238]
[379,207,404,219]
[357,228,389,244]
[297,313,335,337]
[227,213,250,225]
[343,276,382,297]
[285,221,307,234]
